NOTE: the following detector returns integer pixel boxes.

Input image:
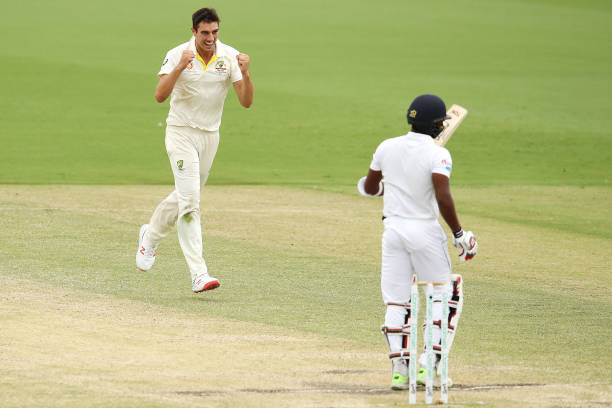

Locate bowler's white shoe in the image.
[136,224,158,271]
[192,275,220,293]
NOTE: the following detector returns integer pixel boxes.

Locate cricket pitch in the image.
[0,185,610,407]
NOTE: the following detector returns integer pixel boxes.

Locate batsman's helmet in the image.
[406,94,450,138]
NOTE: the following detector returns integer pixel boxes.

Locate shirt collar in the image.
[196,52,218,69]
[214,40,227,56]
[407,131,435,143]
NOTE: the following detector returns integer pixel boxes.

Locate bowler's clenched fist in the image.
[179,50,195,69]
[237,53,250,74]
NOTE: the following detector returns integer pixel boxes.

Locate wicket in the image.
[409,281,450,405]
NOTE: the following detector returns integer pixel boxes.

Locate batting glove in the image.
[452,228,478,262]
[357,176,383,197]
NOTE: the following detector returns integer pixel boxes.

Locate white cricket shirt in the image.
[370,131,453,220]
[158,38,243,131]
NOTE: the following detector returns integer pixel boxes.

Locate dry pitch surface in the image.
[0,185,610,408]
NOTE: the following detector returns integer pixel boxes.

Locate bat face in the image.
[434,104,468,147]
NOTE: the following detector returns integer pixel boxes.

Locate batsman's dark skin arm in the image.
[432,173,461,233]
[364,169,383,195]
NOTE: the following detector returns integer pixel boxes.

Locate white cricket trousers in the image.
[146,125,219,281]
[381,217,452,361]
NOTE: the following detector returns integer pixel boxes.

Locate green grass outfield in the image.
[1,0,610,185]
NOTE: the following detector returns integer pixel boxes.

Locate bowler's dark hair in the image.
[192,8,220,29]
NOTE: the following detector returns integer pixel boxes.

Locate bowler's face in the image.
[191,21,219,53]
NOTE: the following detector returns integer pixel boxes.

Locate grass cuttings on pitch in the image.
[0,185,610,408]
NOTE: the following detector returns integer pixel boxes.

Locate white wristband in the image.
[357,176,383,197]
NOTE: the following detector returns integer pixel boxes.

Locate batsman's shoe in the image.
[192,275,220,293]
[136,224,158,272]
[416,367,426,386]
[416,367,453,388]
[391,359,410,390]
[435,375,453,388]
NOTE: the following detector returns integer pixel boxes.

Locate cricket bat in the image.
[434,104,468,147]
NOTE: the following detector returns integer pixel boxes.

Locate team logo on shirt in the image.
[214,60,228,73]
[177,160,184,170]
[186,62,193,70]
[441,159,452,172]
[162,58,168,67]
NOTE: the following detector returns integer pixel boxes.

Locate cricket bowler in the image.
[136,7,254,293]
[357,94,478,390]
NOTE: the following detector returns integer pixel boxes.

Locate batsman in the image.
[357,94,478,390]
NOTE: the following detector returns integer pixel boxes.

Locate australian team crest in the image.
[214,60,227,73]
[177,160,184,170]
